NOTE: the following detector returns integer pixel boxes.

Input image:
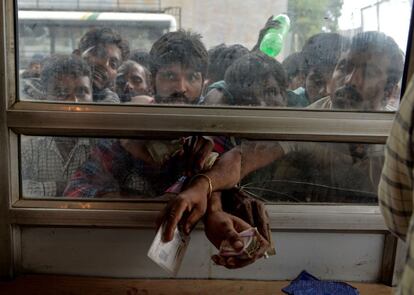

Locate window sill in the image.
[0,275,395,295]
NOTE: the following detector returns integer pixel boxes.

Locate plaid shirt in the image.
[63,137,236,199]
[21,137,93,197]
[379,78,414,294]
[63,139,184,198]
[20,77,44,100]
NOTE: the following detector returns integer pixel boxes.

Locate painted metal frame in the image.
[2,0,414,284]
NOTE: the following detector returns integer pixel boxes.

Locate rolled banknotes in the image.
[219,227,262,259]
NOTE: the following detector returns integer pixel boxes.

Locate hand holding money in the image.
[157,175,210,242]
[203,200,269,269]
[148,223,190,275]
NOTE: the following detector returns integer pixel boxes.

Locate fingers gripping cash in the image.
[148,141,275,273]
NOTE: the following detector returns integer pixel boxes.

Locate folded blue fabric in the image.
[282,270,359,295]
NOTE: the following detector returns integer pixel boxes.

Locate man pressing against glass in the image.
[74,27,129,103]
[159,31,404,268]
[63,30,214,199]
[21,55,94,197]
[115,60,154,104]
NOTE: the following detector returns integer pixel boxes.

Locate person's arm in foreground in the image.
[378,80,414,241]
[158,141,285,242]
[378,79,414,295]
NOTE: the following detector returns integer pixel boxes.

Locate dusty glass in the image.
[21,135,382,204]
[16,0,412,110]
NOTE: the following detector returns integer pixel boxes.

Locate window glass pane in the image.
[20,135,381,204]
[16,0,412,111]
[240,140,382,204]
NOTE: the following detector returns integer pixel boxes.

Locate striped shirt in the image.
[379,78,414,294]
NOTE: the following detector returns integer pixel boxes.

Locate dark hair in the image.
[282,52,305,80]
[78,27,130,61]
[350,31,404,89]
[208,43,227,63]
[40,54,91,89]
[302,33,350,75]
[224,51,287,105]
[149,30,208,78]
[130,50,151,69]
[207,44,249,83]
[29,53,46,66]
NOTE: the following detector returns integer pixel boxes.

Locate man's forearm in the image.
[193,142,285,194]
[239,141,285,179]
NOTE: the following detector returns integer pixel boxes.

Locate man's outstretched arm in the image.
[159,141,285,242]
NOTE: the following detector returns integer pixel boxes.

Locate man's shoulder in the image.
[286,89,309,107]
[93,88,120,103]
[20,77,44,100]
[203,80,234,105]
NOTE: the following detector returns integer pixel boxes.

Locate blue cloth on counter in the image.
[282,270,359,295]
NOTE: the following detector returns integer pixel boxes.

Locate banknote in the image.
[147,224,190,275]
[219,227,261,259]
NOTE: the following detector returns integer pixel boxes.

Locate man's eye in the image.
[109,60,119,70]
[162,72,176,80]
[188,73,201,82]
[132,76,143,84]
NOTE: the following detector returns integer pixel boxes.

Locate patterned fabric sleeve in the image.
[378,79,414,241]
[63,139,123,198]
[21,138,59,197]
[378,79,414,294]
[22,180,58,198]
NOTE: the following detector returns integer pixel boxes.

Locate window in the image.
[12,0,413,204]
[9,0,413,202]
[1,0,413,282]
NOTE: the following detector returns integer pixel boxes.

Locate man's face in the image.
[45,75,92,102]
[288,73,305,91]
[118,63,152,99]
[154,63,203,104]
[329,50,390,110]
[305,67,332,103]
[30,62,42,75]
[252,76,286,107]
[82,43,122,91]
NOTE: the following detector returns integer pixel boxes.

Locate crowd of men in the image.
[20,17,408,271]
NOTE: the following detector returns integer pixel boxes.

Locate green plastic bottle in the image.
[259,14,290,58]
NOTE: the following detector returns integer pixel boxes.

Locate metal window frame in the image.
[2,0,414,284]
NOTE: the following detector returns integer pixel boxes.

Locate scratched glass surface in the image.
[20,135,382,203]
[16,0,411,111]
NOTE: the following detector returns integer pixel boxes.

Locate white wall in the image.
[19,226,384,281]
[161,0,288,50]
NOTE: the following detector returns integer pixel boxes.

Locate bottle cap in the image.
[273,14,290,36]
